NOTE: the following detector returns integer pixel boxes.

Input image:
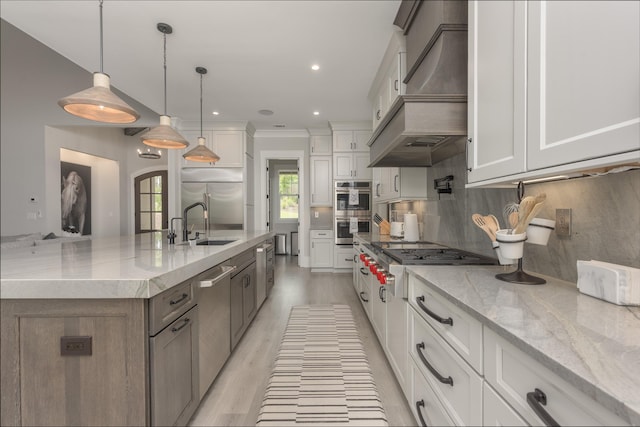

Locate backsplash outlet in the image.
[556,208,572,237]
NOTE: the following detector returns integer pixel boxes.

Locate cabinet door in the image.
[150,306,199,427]
[467,0,527,183]
[386,292,408,397]
[334,245,354,269]
[310,135,332,155]
[333,153,354,179]
[230,274,244,349]
[371,277,387,348]
[243,266,257,325]
[353,152,372,180]
[387,167,400,199]
[353,130,372,151]
[333,131,355,152]
[527,1,640,170]
[310,156,332,206]
[310,239,333,268]
[212,130,244,167]
[373,168,390,201]
[483,382,528,427]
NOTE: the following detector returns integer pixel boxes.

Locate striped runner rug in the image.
[256,304,388,426]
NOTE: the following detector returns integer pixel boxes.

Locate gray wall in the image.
[420,153,640,283]
[1,19,161,236]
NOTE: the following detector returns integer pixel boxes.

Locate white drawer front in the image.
[310,230,333,239]
[484,327,629,426]
[411,363,455,427]
[483,382,528,427]
[410,308,483,426]
[408,273,483,373]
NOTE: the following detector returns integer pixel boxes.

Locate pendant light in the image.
[58,0,140,123]
[140,23,188,149]
[182,67,220,163]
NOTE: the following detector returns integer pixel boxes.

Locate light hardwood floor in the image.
[188,255,416,426]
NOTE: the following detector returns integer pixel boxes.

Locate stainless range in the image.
[357,240,496,298]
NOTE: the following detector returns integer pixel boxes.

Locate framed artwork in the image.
[61,161,91,235]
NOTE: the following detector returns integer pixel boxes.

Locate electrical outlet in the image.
[314,211,319,218]
[556,208,572,237]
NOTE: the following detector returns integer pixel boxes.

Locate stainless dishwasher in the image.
[196,263,236,400]
[256,239,274,307]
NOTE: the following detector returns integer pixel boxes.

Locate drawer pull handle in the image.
[416,296,453,326]
[359,292,369,303]
[415,400,428,427]
[527,388,559,427]
[360,268,369,276]
[171,317,191,333]
[169,293,189,306]
[416,342,453,386]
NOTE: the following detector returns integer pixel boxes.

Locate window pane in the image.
[141,178,150,193]
[153,176,162,193]
[140,194,150,210]
[280,195,298,219]
[152,213,163,230]
[140,213,151,230]
[153,194,162,212]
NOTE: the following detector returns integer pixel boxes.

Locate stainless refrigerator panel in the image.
[181,168,243,183]
[206,182,243,230]
[182,183,208,234]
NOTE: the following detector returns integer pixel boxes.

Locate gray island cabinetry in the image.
[0,231,273,426]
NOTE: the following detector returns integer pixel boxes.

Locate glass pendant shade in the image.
[183,137,220,163]
[140,115,189,149]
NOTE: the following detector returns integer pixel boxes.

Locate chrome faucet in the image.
[183,202,208,242]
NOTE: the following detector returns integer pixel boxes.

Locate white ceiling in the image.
[1,0,401,131]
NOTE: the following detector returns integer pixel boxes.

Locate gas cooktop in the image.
[370,241,497,266]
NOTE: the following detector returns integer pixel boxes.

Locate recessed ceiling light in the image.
[212,111,219,116]
[311,64,320,71]
[313,111,320,116]
[258,109,274,116]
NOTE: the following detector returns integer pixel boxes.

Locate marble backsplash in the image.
[399,154,640,283]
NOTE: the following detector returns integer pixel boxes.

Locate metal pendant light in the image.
[140,23,188,149]
[182,67,220,163]
[58,0,140,123]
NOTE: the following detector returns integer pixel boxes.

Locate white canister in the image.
[403,213,419,242]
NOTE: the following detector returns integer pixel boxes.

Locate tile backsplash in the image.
[397,154,640,283]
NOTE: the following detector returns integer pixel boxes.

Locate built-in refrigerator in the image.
[181,168,244,233]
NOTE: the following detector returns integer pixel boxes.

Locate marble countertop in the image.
[407,265,640,425]
[0,230,273,299]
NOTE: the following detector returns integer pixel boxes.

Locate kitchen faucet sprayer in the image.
[183,202,208,241]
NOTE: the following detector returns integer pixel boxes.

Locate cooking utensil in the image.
[503,203,520,230]
[373,213,383,226]
[484,215,500,238]
[472,213,496,241]
[513,196,536,234]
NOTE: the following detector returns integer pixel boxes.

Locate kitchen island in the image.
[1,230,274,426]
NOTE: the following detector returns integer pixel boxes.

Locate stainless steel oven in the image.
[335,218,371,245]
[334,181,371,217]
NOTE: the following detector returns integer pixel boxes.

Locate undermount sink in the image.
[196,239,237,246]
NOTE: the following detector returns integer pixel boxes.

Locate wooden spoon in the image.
[513,197,537,234]
[472,214,496,241]
[484,215,500,237]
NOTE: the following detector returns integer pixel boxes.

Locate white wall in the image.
[0,19,160,236]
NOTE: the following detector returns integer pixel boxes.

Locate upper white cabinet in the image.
[467,0,640,185]
[310,135,332,156]
[181,129,244,168]
[333,130,372,152]
[369,31,406,132]
[310,156,332,207]
[373,167,429,202]
[333,152,372,180]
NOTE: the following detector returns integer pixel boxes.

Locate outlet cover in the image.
[556,208,572,237]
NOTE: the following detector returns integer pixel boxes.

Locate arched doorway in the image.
[134,170,168,234]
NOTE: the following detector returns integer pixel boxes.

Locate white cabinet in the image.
[333,245,353,270]
[370,31,406,132]
[373,167,429,202]
[370,272,386,348]
[332,130,372,152]
[310,230,333,269]
[181,129,244,168]
[467,0,640,185]
[310,156,332,207]
[385,288,408,398]
[310,135,332,155]
[484,327,629,426]
[483,382,527,427]
[333,152,372,180]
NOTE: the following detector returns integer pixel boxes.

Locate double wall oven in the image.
[334,181,371,245]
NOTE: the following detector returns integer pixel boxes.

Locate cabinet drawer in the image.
[411,362,455,427]
[149,280,196,336]
[484,327,629,426]
[409,308,483,426]
[310,230,333,239]
[483,382,527,426]
[408,273,483,373]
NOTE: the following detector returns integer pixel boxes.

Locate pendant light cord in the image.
[163,31,168,116]
[98,0,104,73]
[200,72,204,138]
